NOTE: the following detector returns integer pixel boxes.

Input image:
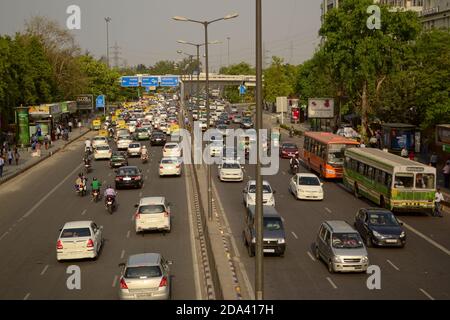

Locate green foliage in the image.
[263,56,296,103]
[219,62,255,75]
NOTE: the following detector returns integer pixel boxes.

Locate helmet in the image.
[93,177,97,181]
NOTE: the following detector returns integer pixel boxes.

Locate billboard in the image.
[76,95,94,110]
[16,107,30,146]
[308,98,334,118]
[276,97,288,113]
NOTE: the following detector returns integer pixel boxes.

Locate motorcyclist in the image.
[290,155,300,172]
[84,138,92,153]
[83,152,91,166]
[75,173,87,192]
[91,177,102,200]
[141,145,149,159]
[104,185,117,206]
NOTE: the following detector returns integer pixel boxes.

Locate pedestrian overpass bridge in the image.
[180,73,256,87]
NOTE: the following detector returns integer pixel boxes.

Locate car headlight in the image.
[278,238,285,244]
[333,256,342,263]
[361,256,369,263]
[400,231,405,238]
[372,231,383,239]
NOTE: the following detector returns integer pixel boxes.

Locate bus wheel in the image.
[354,183,360,198]
[380,196,385,208]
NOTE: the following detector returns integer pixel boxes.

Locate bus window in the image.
[394,173,414,188]
[367,166,373,179]
[328,144,346,166]
[358,163,365,175]
[415,173,435,189]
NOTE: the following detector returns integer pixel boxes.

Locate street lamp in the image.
[173,13,238,222]
[105,17,112,68]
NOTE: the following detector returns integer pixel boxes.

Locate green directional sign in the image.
[16,107,30,146]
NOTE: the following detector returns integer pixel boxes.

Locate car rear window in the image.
[139,205,166,214]
[161,159,178,164]
[283,143,297,149]
[129,144,140,148]
[223,163,240,169]
[165,144,177,149]
[298,177,320,186]
[96,146,110,151]
[118,168,138,176]
[125,266,162,279]
[61,228,91,238]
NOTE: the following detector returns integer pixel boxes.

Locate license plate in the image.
[123,177,131,181]
[386,239,397,243]
[263,249,275,253]
[107,201,112,205]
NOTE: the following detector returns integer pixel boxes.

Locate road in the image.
[210,106,450,300]
[0,133,198,300]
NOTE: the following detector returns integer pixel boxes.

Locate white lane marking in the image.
[386,259,400,271]
[399,220,450,256]
[40,265,49,276]
[20,164,82,220]
[126,230,130,239]
[307,251,316,262]
[325,207,332,214]
[23,293,31,300]
[112,275,118,288]
[326,277,338,289]
[291,231,298,239]
[419,288,435,300]
[120,249,125,259]
[0,232,8,241]
[81,209,87,216]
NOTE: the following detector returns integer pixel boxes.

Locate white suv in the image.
[134,197,171,233]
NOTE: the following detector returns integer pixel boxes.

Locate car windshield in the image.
[124,266,162,279]
[332,233,364,249]
[369,213,399,226]
[94,137,105,141]
[161,159,178,164]
[112,155,125,160]
[298,176,321,186]
[129,144,140,148]
[139,204,166,214]
[415,173,435,189]
[223,163,240,169]
[61,228,91,238]
[264,218,283,231]
[119,136,131,140]
[165,144,178,149]
[283,144,297,149]
[327,144,346,165]
[394,173,414,188]
[248,185,272,194]
[117,168,138,176]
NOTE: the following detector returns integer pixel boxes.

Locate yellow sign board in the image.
[98,129,108,137]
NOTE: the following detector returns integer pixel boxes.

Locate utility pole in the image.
[105,17,111,68]
[289,40,294,65]
[227,37,231,66]
[111,42,121,68]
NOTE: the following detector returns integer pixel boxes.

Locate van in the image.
[243,205,286,257]
[314,220,369,273]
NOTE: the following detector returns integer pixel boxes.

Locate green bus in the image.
[343,148,436,214]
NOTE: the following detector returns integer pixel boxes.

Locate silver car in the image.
[119,253,172,300]
[314,220,369,273]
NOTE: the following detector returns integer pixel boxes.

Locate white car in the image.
[117,135,133,150]
[92,136,109,148]
[159,157,182,176]
[209,142,223,157]
[128,125,136,134]
[134,197,171,233]
[128,142,142,157]
[56,221,103,261]
[115,129,129,141]
[219,160,244,182]
[94,145,112,160]
[163,143,181,158]
[243,180,276,207]
[289,173,324,200]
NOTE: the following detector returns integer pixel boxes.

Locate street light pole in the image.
[255,0,264,301]
[227,37,231,66]
[105,17,111,68]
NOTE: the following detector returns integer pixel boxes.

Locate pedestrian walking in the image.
[68,120,73,133]
[56,126,61,140]
[0,155,4,177]
[78,120,82,129]
[443,160,450,189]
[434,188,445,217]
[430,152,438,168]
[7,148,13,165]
[14,147,20,165]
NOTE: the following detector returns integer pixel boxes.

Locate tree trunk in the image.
[360,80,369,141]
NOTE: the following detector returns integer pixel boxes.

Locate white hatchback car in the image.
[219,160,244,182]
[117,135,133,150]
[92,136,109,148]
[56,221,103,261]
[135,197,171,233]
[289,173,324,200]
[128,142,142,157]
[94,145,112,160]
[163,143,181,158]
[243,180,276,207]
[159,157,182,176]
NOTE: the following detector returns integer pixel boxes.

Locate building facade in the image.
[421,0,450,29]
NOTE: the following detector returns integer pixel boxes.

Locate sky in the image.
[0,0,322,71]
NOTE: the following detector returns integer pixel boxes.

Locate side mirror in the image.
[400,222,404,226]
[134,204,138,208]
[59,228,62,232]
[118,263,126,268]
[273,190,276,194]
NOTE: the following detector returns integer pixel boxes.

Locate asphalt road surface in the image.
[0,134,197,300]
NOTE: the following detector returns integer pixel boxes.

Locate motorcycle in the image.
[92,189,100,203]
[290,161,299,174]
[76,183,87,197]
[84,163,91,174]
[141,153,148,164]
[84,146,92,155]
[105,196,115,214]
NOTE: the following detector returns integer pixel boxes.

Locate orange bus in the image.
[302,132,359,179]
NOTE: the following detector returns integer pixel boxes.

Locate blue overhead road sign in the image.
[141,76,159,87]
[121,76,139,87]
[160,76,179,87]
[239,84,247,95]
[96,95,105,109]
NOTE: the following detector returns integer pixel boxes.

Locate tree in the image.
[219,62,254,75]
[319,0,421,138]
[263,56,295,103]
[148,60,178,75]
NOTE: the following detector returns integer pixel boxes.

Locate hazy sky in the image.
[0,0,322,71]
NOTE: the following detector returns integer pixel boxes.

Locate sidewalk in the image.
[263,110,311,135]
[0,127,90,185]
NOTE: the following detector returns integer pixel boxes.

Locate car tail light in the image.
[56,240,63,250]
[135,212,140,219]
[134,176,141,180]
[87,239,94,248]
[120,278,128,289]
[115,177,121,181]
[164,211,169,217]
[160,165,164,169]
[159,276,168,287]
[176,164,180,168]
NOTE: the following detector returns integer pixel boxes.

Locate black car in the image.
[150,131,167,146]
[354,208,406,247]
[109,152,128,168]
[115,166,143,189]
[240,118,253,129]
